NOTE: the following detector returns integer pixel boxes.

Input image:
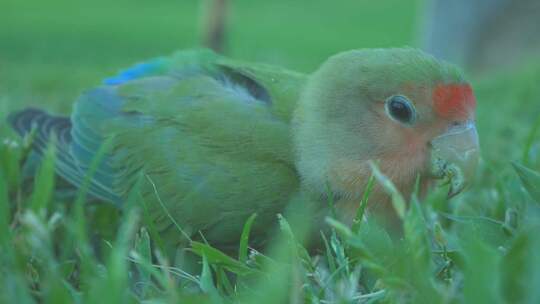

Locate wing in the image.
[12,49,308,246]
[108,50,307,246]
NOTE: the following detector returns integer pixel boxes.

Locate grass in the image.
[2,0,540,303]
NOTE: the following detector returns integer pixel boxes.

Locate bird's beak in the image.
[430,121,479,197]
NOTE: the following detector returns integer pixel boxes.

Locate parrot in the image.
[8,48,479,250]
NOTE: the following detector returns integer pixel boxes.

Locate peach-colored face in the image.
[330,81,478,207]
[370,82,477,157]
[382,81,478,189]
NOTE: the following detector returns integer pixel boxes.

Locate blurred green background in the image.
[1,0,421,112]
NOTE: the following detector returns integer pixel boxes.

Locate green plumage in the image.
[10,49,309,248]
[8,48,467,249]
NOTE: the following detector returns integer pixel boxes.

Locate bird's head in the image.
[294,48,479,204]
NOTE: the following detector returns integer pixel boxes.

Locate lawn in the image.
[1,0,540,303]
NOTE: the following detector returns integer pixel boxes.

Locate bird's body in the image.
[9,48,479,249]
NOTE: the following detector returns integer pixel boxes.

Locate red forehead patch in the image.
[432,84,476,120]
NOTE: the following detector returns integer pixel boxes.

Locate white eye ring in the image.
[385,95,417,125]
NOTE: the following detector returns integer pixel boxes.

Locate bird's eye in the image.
[385,95,416,125]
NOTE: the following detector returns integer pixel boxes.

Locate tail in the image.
[8,108,72,154]
[7,108,122,205]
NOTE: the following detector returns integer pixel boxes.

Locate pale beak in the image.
[430,121,479,197]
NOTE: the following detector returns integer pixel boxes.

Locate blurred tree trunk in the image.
[202,0,228,53]
[422,0,540,73]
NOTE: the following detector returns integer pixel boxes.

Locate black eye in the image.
[386,95,416,124]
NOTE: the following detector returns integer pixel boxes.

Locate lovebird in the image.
[8,49,479,249]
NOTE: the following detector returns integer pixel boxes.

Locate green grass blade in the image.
[512,162,540,203]
[320,232,337,274]
[0,139,22,190]
[29,143,55,214]
[352,174,375,234]
[369,161,406,219]
[191,242,254,275]
[239,213,257,264]
[522,114,540,166]
[0,171,10,245]
[326,183,337,219]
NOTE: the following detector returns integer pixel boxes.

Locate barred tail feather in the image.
[7,108,122,205]
[8,108,72,153]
